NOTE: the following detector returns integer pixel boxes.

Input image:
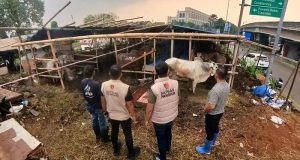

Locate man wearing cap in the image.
[101,65,140,159]
[145,62,180,160]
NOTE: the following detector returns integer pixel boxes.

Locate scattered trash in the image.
[9,105,23,114]
[266,99,286,110]
[29,108,40,117]
[259,117,265,120]
[247,151,254,157]
[270,116,284,125]
[81,122,86,126]
[251,99,260,106]
[252,85,275,98]
[59,128,63,132]
[233,118,236,121]
[239,142,244,148]
[192,113,198,117]
[21,100,29,107]
[274,124,279,128]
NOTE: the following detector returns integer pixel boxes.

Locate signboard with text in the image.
[250,0,285,18]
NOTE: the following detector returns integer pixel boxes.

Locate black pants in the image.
[110,118,134,154]
[205,113,223,141]
[153,121,173,160]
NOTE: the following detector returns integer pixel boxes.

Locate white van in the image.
[244,53,270,69]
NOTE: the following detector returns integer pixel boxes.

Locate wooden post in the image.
[171,29,174,58]
[47,30,65,90]
[153,39,156,66]
[189,37,192,61]
[144,52,146,79]
[17,46,22,75]
[229,42,240,89]
[113,38,119,64]
[30,45,39,80]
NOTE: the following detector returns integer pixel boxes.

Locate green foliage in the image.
[240,58,264,78]
[268,77,279,90]
[83,13,118,24]
[0,0,44,37]
[50,21,58,28]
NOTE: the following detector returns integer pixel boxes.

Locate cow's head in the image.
[165,58,179,70]
[209,62,218,76]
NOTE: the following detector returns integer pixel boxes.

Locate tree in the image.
[51,21,58,28]
[83,13,118,24]
[0,0,44,37]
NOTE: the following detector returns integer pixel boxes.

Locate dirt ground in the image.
[5,76,296,160]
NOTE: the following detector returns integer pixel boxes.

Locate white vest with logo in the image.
[101,80,131,121]
[151,77,179,124]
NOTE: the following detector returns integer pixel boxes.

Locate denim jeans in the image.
[87,105,108,139]
[153,121,173,160]
[110,118,134,156]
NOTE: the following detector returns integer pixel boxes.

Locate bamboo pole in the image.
[243,40,273,50]
[30,45,39,76]
[17,46,22,75]
[113,38,119,64]
[43,1,71,27]
[171,29,174,58]
[144,52,146,79]
[12,33,245,47]
[46,30,65,90]
[229,42,240,89]
[81,17,143,27]
[189,37,192,61]
[121,50,154,68]
[121,70,155,75]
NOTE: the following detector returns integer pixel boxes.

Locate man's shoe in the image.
[196,139,214,155]
[113,142,122,156]
[153,154,161,160]
[127,147,141,160]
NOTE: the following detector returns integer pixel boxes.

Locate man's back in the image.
[208,81,230,115]
[101,80,132,121]
[81,78,101,107]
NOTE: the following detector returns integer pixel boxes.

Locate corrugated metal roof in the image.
[0,37,19,52]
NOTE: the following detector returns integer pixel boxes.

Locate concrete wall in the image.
[283,41,300,61]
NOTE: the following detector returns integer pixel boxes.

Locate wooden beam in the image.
[122,70,155,75]
[121,50,154,68]
[189,37,192,61]
[113,38,119,64]
[46,30,65,90]
[171,29,174,58]
[12,33,245,47]
[229,42,240,89]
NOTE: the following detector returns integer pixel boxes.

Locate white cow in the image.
[165,57,218,93]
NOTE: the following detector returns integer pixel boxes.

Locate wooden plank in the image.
[39,75,61,79]
[121,50,154,68]
[0,88,22,101]
[0,118,41,160]
[47,30,65,90]
[35,58,55,61]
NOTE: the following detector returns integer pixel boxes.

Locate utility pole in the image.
[237,0,246,35]
[266,0,289,82]
[225,0,231,34]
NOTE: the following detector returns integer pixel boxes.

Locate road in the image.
[271,57,300,109]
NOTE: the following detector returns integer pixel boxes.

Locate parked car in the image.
[244,53,270,69]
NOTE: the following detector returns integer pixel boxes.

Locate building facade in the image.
[167,7,210,26]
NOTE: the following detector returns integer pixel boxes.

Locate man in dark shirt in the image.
[81,65,109,143]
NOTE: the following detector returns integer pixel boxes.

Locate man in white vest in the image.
[145,62,179,160]
[101,65,140,159]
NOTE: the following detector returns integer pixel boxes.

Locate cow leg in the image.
[192,80,198,93]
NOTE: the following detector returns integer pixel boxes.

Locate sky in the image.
[43,0,300,27]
